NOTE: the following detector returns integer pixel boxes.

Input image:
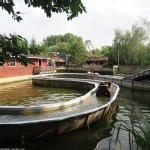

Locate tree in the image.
[69,40,87,65]
[41,33,88,65]
[0,1,87,66]
[0,34,40,66]
[112,29,131,65]
[101,46,113,66]
[91,48,101,56]
[29,36,37,48]
[111,19,150,66]
[56,42,69,53]
[0,0,86,22]
[127,23,148,65]
[41,33,87,65]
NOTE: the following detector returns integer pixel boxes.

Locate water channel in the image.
[0,80,150,150]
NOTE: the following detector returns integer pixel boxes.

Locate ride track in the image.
[0,73,119,141]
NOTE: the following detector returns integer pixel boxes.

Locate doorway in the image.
[38,59,42,66]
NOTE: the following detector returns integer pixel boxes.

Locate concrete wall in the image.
[117,66,150,75]
[0,77,99,114]
[32,77,96,91]
[83,64,103,70]
[96,75,150,91]
[0,75,32,85]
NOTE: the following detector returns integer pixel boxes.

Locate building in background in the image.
[83,55,108,71]
[0,54,50,78]
[50,56,66,68]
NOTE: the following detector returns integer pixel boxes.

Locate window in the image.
[20,62,25,66]
[10,59,16,66]
[0,62,3,67]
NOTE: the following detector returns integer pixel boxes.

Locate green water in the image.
[0,80,87,106]
[96,87,150,150]
[1,82,149,150]
[0,80,107,123]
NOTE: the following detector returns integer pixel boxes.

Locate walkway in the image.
[123,68,150,81]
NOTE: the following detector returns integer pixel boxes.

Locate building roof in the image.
[51,56,66,63]
[28,54,50,59]
[86,55,108,62]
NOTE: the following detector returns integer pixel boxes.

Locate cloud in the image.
[1,0,150,48]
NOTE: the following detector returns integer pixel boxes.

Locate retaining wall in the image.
[0,77,99,114]
[0,75,32,85]
[96,75,150,91]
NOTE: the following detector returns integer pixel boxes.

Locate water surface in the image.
[0,81,87,106]
[1,82,149,150]
[0,80,107,123]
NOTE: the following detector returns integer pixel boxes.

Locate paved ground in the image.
[0,75,32,85]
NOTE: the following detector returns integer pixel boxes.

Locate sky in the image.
[1,0,150,49]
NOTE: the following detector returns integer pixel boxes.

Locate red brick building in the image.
[0,54,50,78]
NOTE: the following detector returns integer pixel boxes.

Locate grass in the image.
[113,114,150,150]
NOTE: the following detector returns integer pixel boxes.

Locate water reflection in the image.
[0,81,107,123]
[0,103,118,150]
[0,81,86,106]
[96,87,150,150]
[0,83,150,150]
[0,81,118,150]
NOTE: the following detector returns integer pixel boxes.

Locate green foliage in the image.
[56,42,69,53]
[29,37,37,48]
[0,0,86,21]
[113,114,150,150]
[91,48,101,56]
[69,40,88,65]
[104,19,150,66]
[0,0,22,22]
[112,29,131,65]
[41,33,88,65]
[0,34,40,66]
[101,46,115,66]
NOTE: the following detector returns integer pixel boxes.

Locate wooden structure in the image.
[85,55,108,65]
[83,55,108,71]
[50,56,66,68]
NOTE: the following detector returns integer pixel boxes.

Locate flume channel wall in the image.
[0,73,119,141]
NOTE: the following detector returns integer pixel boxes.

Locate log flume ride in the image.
[0,73,119,142]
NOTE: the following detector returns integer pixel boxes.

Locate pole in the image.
[118,50,120,74]
[118,50,120,67]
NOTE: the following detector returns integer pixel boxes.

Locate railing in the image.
[40,66,56,74]
[124,68,150,80]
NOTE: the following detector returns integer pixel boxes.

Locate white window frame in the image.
[10,59,16,67]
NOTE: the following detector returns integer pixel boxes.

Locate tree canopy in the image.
[0,1,87,66]
[0,33,88,66]
[101,19,150,66]
[0,0,86,21]
[41,33,88,65]
[0,34,40,66]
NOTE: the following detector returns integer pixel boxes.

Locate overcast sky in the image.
[1,0,150,49]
